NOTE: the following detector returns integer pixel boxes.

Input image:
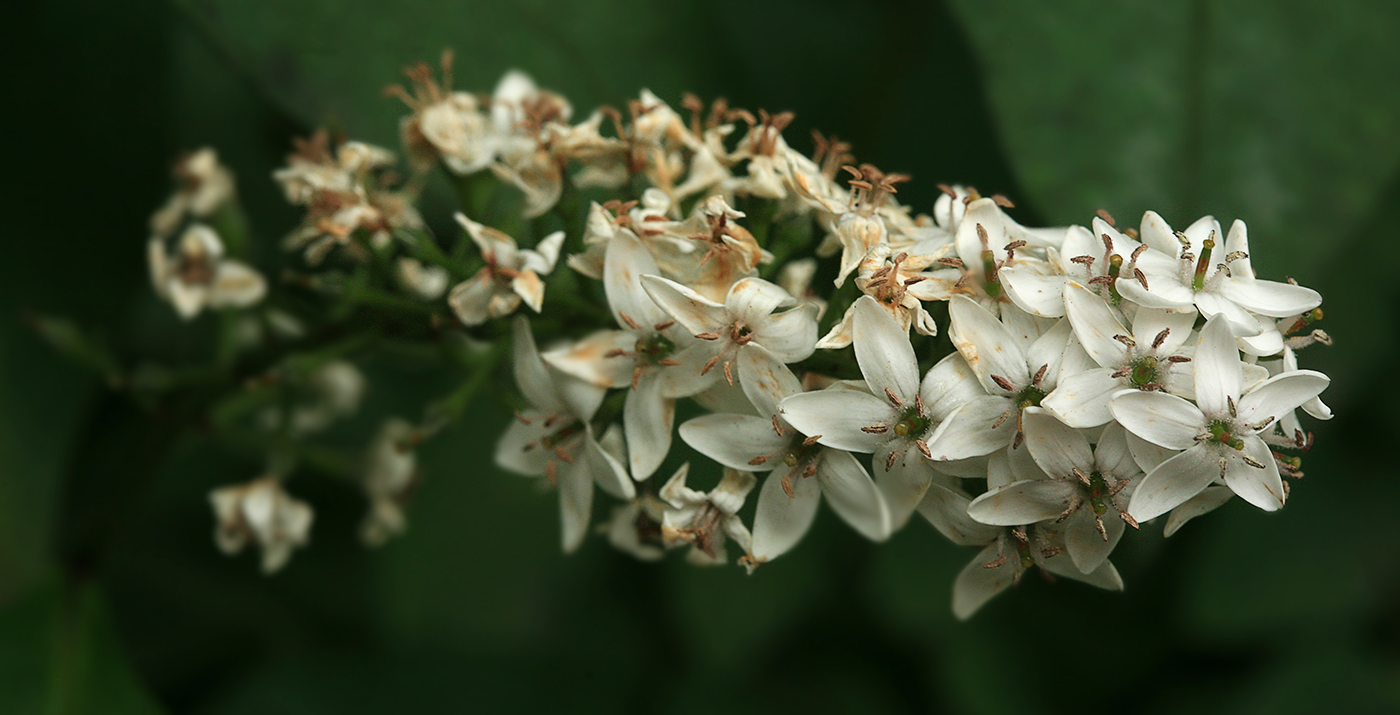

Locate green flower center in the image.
[634,333,677,365]
[893,406,932,438]
[1129,355,1160,387]
[1016,386,1046,411]
[1207,418,1244,450]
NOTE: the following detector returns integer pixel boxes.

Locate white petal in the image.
[749,463,820,562]
[918,352,985,422]
[1062,283,1128,368]
[1222,436,1284,511]
[967,479,1074,526]
[542,330,636,389]
[726,276,796,319]
[678,414,788,471]
[512,317,563,412]
[1238,328,1285,357]
[817,449,892,542]
[952,545,1016,620]
[1163,486,1233,536]
[510,271,546,313]
[1130,307,1197,354]
[639,274,726,335]
[873,443,933,530]
[657,343,722,398]
[1001,268,1066,318]
[918,483,1000,546]
[1125,429,1178,474]
[1127,445,1220,522]
[447,272,497,326]
[604,231,667,328]
[494,417,552,475]
[1025,317,1076,390]
[1117,271,1195,310]
[583,434,635,500]
[754,304,819,363]
[557,462,594,553]
[1110,390,1205,450]
[167,279,208,320]
[624,373,675,480]
[1193,316,1243,415]
[949,295,1029,393]
[209,261,267,308]
[1040,555,1123,591]
[1237,370,1330,427]
[531,231,565,274]
[852,296,920,404]
[1022,408,1093,478]
[1218,278,1321,318]
[779,390,892,454]
[1093,422,1140,480]
[737,343,802,417]
[924,396,1017,461]
[1041,367,1122,428]
[1138,211,1179,256]
[1064,507,1124,574]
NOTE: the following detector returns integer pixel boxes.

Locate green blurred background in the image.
[4,1,1400,712]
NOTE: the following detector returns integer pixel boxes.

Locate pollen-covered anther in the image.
[990,374,1016,392]
[802,435,822,446]
[915,440,931,459]
[1096,208,1116,226]
[749,455,770,465]
[653,320,675,331]
[861,423,889,434]
[1152,328,1171,349]
[617,310,640,330]
[884,387,904,408]
[694,332,720,340]
[1031,364,1048,387]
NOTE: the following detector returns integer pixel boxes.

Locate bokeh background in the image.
[5,1,1400,712]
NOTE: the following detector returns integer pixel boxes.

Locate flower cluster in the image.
[129,55,1331,617]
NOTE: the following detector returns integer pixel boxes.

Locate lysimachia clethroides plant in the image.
[73,50,1331,617]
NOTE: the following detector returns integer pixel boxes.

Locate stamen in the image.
[618,311,640,330]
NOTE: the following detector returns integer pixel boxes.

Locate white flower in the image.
[497,318,634,552]
[148,224,266,320]
[946,295,1095,450]
[679,345,891,566]
[967,412,1142,574]
[360,418,418,547]
[659,464,756,565]
[447,212,564,326]
[258,360,366,435]
[641,274,818,383]
[1110,316,1330,521]
[396,257,449,300]
[1041,282,1198,427]
[544,231,718,479]
[938,196,1060,307]
[209,477,314,574]
[780,296,999,528]
[150,147,235,238]
[1124,213,1321,354]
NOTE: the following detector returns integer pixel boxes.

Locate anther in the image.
[1096,208,1116,226]
[618,311,640,330]
[884,387,904,408]
[803,435,822,446]
[990,374,1016,392]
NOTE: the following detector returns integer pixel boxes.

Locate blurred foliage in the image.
[5,0,1400,713]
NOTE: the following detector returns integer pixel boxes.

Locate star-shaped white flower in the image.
[950,523,1124,620]
[641,274,817,384]
[659,464,756,565]
[780,296,1001,528]
[679,345,891,565]
[498,318,634,552]
[967,412,1142,574]
[148,225,266,320]
[946,295,1095,450]
[447,212,564,326]
[1110,315,1330,521]
[1041,282,1198,427]
[544,231,717,479]
[209,477,314,574]
[1123,213,1321,355]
